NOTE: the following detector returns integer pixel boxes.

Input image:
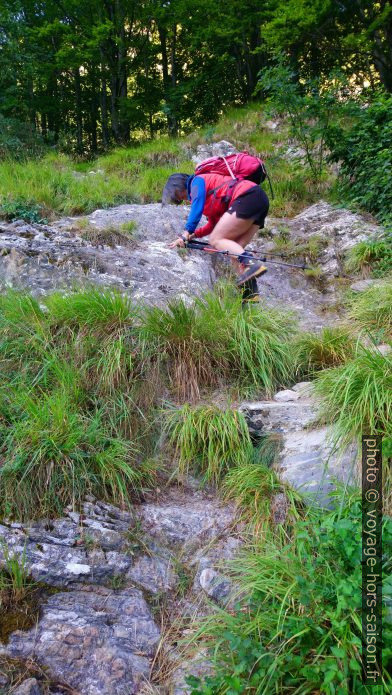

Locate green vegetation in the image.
[347,280,392,340]
[345,236,392,277]
[141,285,297,400]
[0,285,297,518]
[165,404,252,484]
[294,326,356,375]
[327,95,392,226]
[0,289,154,519]
[0,145,192,219]
[188,496,392,694]
[1,3,392,692]
[0,103,324,220]
[272,233,327,262]
[259,62,341,183]
[222,460,300,527]
[0,543,30,605]
[314,347,392,448]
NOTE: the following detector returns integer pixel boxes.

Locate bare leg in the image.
[209,213,259,274]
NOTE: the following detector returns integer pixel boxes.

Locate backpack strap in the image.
[207,178,239,205]
[221,155,236,179]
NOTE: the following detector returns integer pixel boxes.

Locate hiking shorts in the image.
[227,186,269,228]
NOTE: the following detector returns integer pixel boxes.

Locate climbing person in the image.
[162,170,269,289]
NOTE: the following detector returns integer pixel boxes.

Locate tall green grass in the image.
[0,388,149,519]
[0,142,192,218]
[294,326,356,376]
[141,284,297,400]
[0,284,297,517]
[164,403,253,484]
[313,347,392,448]
[188,495,392,694]
[0,288,156,519]
[0,104,331,221]
[348,280,392,340]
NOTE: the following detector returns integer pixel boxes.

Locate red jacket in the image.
[187,173,257,238]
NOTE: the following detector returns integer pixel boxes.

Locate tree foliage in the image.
[0,0,390,154]
[326,94,392,225]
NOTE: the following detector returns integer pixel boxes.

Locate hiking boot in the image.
[241,277,260,303]
[237,260,267,286]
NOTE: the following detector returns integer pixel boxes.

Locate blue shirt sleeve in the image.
[184,176,206,232]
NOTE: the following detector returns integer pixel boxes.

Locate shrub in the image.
[347,280,392,340]
[313,347,392,448]
[294,326,356,375]
[326,94,392,225]
[188,496,392,694]
[259,62,344,182]
[164,403,253,484]
[0,198,46,223]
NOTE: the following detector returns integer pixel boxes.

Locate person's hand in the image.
[169,232,190,248]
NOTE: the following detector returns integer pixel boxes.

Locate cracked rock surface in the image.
[0,204,214,305]
[0,491,238,694]
[0,586,159,695]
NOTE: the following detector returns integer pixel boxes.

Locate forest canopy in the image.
[0,0,391,153]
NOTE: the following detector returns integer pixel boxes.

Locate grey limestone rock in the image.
[0,586,160,695]
[12,679,42,695]
[0,203,214,305]
[137,489,236,556]
[0,499,134,587]
[240,382,357,505]
[190,140,237,166]
[350,278,380,293]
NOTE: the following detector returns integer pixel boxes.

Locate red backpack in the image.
[194,151,267,184]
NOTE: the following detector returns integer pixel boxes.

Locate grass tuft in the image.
[164,403,253,484]
[347,279,392,340]
[345,236,392,277]
[0,387,151,519]
[294,326,356,375]
[313,346,392,448]
[45,287,133,331]
[141,284,297,400]
[222,459,300,528]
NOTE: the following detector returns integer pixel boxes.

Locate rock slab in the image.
[0,203,214,305]
[240,382,356,504]
[0,586,160,695]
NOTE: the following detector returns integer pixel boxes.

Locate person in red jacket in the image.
[162,171,269,285]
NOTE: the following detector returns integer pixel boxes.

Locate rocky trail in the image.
[0,197,378,328]
[0,146,385,694]
[0,379,357,695]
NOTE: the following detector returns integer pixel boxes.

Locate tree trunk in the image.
[90,77,99,153]
[117,0,129,142]
[158,23,178,136]
[169,23,178,136]
[372,19,392,92]
[100,52,110,148]
[74,68,83,154]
